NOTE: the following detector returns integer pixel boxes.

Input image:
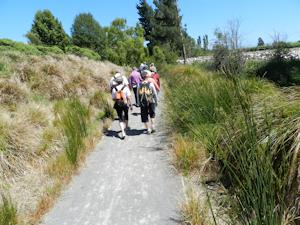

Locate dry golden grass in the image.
[172,135,207,175]
[182,189,212,225]
[0,81,27,105]
[0,51,119,223]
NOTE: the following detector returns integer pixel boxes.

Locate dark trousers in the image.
[114,103,129,122]
[140,103,156,123]
[133,86,138,105]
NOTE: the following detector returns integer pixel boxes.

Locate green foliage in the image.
[26,10,70,49]
[65,46,101,60]
[164,65,300,224]
[71,13,106,57]
[253,44,300,86]
[212,28,244,75]
[36,45,64,54]
[137,0,155,45]
[56,98,90,165]
[0,194,17,225]
[137,0,198,58]
[90,91,115,120]
[105,20,146,65]
[0,39,41,55]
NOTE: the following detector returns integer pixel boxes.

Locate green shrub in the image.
[56,98,90,164]
[65,46,101,60]
[164,65,300,224]
[36,45,64,54]
[0,194,17,225]
[0,60,10,78]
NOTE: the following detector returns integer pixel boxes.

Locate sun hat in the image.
[114,72,123,84]
[141,70,152,79]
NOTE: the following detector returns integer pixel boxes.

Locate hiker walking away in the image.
[112,75,132,140]
[109,72,129,91]
[129,67,142,107]
[138,70,158,134]
[149,64,160,91]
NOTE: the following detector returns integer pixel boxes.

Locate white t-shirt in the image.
[111,84,131,100]
[109,75,129,89]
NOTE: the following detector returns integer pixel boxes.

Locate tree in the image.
[26,10,70,49]
[203,34,209,51]
[105,19,146,66]
[152,0,182,51]
[197,36,202,48]
[136,0,155,45]
[71,13,106,57]
[257,37,265,47]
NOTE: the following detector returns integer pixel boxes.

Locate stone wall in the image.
[178,47,300,64]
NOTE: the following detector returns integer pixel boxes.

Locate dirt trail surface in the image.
[42,93,183,225]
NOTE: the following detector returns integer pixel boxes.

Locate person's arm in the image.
[128,75,133,89]
[111,88,116,101]
[151,78,160,92]
[125,87,133,110]
[150,83,158,105]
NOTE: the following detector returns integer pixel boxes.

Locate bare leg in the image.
[144,122,151,134]
[119,122,126,139]
[150,118,155,132]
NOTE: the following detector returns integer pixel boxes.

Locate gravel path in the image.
[42,93,183,225]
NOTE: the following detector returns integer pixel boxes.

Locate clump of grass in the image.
[182,190,211,225]
[56,98,90,165]
[0,194,18,225]
[90,91,115,120]
[0,82,27,106]
[172,136,204,175]
[164,65,300,224]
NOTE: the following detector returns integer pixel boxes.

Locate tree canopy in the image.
[26,10,70,49]
[71,13,106,57]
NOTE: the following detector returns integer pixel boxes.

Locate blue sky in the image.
[0,0,299,47]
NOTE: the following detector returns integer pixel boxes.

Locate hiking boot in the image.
[147,129,152,135]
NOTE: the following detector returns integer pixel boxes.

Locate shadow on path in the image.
[105,129,146,138]
[104,130,120,139]
[131,112,141,116]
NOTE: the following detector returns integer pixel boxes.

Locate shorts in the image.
[114,102,129,122]
[140,103,156,123]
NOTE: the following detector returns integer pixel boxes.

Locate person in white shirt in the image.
[109,72,129,91]
[111,75,132,140]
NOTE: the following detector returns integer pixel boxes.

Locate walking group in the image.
[109,63,160,140]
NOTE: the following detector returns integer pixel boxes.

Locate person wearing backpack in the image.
[109,72,129,91]
[149,66,160,91]
[112,75,132,140]
[137,70,158,134]
[128,67,142,107]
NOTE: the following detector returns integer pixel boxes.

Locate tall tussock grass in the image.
[55,98,90,165]
[0,50,122,222]
[164,65,300,224]
[0,194,17,225]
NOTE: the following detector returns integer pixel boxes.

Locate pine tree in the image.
[136,0,155,43]
[71,13,106,57]
[152,0,182,50]
[26,10,70,49]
